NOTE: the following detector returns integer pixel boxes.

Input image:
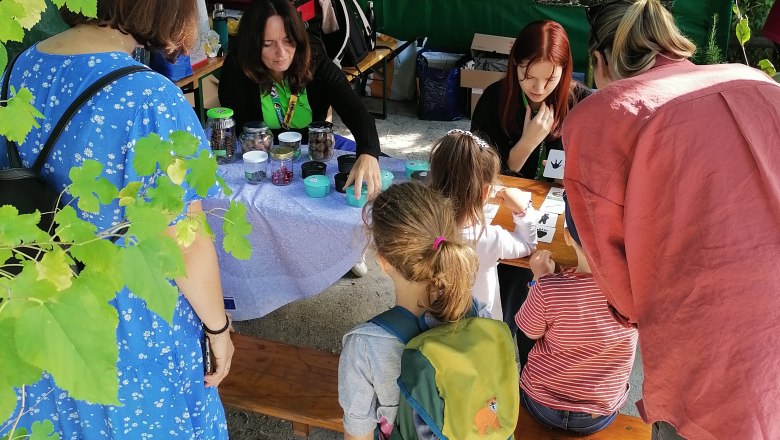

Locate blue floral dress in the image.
[0,46,228,439]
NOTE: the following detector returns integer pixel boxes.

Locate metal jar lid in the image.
[244,121,270,133]
[309,121,333,133]
[270,147,294,160]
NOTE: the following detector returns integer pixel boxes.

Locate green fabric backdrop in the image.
[361,0,733,73]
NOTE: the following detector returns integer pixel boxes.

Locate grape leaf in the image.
[5,261,60,301]
[175,216,199,247]
[125,203,171,242]
[70,238,120,275]
[36,249,73,291]
[53,206,96,243]
[0,318,43,424]
[69,266,123,304]
[118,181,142,207]
[166,157,187,185]
[0,206,50,245]
[68,160,118,213]
[216,174,232,197]
[119,241,182,323]
[222,201,252,260]
[29,420,58,440]
[758,59,777,77]
[133,133,172,176]
[195,211,214,240]
[14,0,47,30]
[736,18,751,46]
[0,87,45,144]
[146,176,184,216]
[16,287,119,405]
[0,1,24,42]
[0,44,7,81]
[185,150,218,197]
[170,130,200,157]
[51,0,97,17]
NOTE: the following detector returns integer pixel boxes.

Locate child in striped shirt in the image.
[515,192,638,435]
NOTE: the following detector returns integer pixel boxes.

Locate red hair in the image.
[499,20,573,140]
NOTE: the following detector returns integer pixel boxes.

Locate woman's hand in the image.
[344,154,381,199]
[520,103,554,149]
[530,250,556,279]
[205,331,234,387]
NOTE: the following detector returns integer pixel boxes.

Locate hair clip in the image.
[445,129,491,150]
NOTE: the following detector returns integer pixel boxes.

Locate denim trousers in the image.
[521,392,617,435]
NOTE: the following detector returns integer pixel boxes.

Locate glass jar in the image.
[278,131,302,161]
[308,121,335,161]
[206,107,236,164]
[239,121,273,154]
[269,147,294,185]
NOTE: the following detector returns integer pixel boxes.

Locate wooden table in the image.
[175,56,225,124]
[491,175,577,269]
[341,43,396,120]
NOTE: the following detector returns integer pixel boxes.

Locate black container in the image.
[337,154,358,173]
[301,161,327,178]
[334,172,350,193]
[411,170,431,184]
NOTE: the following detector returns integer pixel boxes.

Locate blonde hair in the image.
[428,130,500,230]
[589,0,696,79]
[363,182,478,322]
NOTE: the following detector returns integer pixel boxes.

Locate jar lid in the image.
[270,146,294,160]
[304,175,330,188]
[309,121,333,132]
[278,131,303,143]
[380,170,394,182]
[301,160,326,171]
[207,107,234,119]
[243,150,268,163]
[244,121,269,133]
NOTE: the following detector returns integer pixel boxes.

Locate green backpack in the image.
[369,301,519,440]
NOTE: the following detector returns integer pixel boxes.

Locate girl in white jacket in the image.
[428,129,537,319]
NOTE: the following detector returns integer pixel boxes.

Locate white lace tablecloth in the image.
[204,149,408,321]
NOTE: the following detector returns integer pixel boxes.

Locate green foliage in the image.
[0,87,45,144]
[51,0,97,18]
[731,0,777,79]
[758,58,777,76]
[704,13,724,64]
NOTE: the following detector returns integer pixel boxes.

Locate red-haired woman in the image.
[470,20,590,369]
[471,20,590,179]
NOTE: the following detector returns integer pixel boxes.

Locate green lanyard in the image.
[270,84,298,130]
[522,92,547,180]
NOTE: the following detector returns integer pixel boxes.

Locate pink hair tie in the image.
[433,236,447,251]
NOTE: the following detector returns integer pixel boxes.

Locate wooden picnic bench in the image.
[219,333,651,439]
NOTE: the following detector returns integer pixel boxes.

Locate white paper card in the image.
[543,149,566,179]
[537,212,558,227]
[540,198,565,214]
[536,225,556,243]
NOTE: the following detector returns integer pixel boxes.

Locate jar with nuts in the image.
[206,107,237,164]
[308,121,335,162]
[239,121,273,154]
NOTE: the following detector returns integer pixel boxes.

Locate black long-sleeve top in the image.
[471,78,591,178]
[218,47,381,158]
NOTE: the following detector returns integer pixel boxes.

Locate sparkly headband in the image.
[433,236,447,251]
[445,129,491,150]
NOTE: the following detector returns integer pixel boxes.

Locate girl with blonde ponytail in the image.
[566,1,780,439]
[337,182,489,440]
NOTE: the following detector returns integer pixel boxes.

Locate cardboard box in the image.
[461,33,515,116]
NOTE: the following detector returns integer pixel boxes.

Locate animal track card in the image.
[536,225,555,243]
[543,149,565,179]
[536,212,559,227]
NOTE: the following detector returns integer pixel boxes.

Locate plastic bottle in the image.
[367,1,377,50]
[212,3,229,54]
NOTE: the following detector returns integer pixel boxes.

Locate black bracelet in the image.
[203,313,230,335]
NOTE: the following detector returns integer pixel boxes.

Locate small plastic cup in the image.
[243,151,268,184]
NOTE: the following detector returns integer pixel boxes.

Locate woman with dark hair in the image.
[471,20,589,179]
[0,0,232,438]
[470,21,590,367]
[219,0,382,197]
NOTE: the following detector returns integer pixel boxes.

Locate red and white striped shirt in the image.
[516,270,637,415]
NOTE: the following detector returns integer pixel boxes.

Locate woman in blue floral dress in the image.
[0,1,233,438]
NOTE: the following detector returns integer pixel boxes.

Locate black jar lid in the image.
[302,161,326,171]
[309,121,334,132]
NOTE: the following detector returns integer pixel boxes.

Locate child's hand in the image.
[496,187,532,214]
[530,250,555,278]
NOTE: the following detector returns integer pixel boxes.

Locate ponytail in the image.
[590,0,695,79]
[364,182,478,322]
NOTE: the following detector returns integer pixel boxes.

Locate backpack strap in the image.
[369,306,423,344]
[31,64,150,173]
[2,50,26,168]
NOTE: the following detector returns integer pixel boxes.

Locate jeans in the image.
[652,421,687,440]
[521,392,617,435]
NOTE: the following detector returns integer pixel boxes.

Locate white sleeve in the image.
[486,220,536,261]
[511,206,539,249]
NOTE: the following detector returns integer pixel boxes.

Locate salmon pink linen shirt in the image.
[562,57,780,440]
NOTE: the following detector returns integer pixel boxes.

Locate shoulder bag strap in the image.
[369,306,423,344]
[31,64,150,173]
[2,50,27,168]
